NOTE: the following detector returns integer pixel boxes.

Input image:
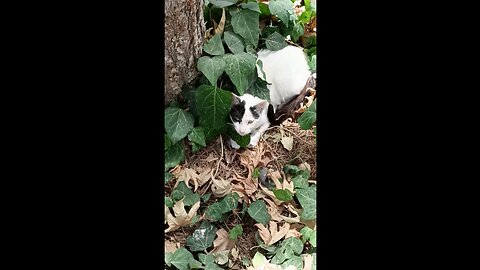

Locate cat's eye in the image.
[248,120,254,124]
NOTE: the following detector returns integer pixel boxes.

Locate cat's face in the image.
[229,94,268,136]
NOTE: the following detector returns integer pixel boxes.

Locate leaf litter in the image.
[166,118,316,267]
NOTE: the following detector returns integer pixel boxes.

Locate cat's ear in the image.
[253,100,269,112]
[232,93,241,106]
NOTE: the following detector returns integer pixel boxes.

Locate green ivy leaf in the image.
[205,202,224,221]
[205,262,224,270]
[226,125,250,148]
[188,127,207,147]
[273,189,293,201]
[204,126,227,144]
[205,192,239,221]
[296,186,316,220]
[270,237,304,264]
[165,196,174,208]
[247,200,271,225]
[245,76,271,103]
[297,99,316,130]
[190,215,200,226]
[231,9,259,48]
[165,134,172,151]
[165,107,195,145]
[165,248,201,270]
[209,0,237,8]
[290,20,305,43]
[171,190,184,202]
[252,167,260,178]
[186,221,218,252]
[199,253,215,265]
[298,10,313,24]
[196,85,232,130]
[223,53,257,95]
[291,171,309,189]
[203,33,225,56]
[201,192,211,202]
[269,0,294,27]
[300,226,317,247]
[192,141,204,153]
[174,182,201,207]
[281,256,303,270]
[165,172,173,184]
[228,224,243,240]
[165,141,185,172]
[223,31,245,54]
[221,192,239,211]
[283,164,300,175]
[197,55,226,86]
[265,31,287,51]
[259,2,271,15]
[308,54,316,72]
[240,2,260,13]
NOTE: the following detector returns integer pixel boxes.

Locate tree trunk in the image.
[164,0,205,106]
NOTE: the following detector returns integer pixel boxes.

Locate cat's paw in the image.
[248,134,260,148]
[230,139,241,149]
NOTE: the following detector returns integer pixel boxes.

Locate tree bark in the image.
[164,0,205,106]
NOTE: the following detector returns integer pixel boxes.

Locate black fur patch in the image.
[250,106,260,119]
[230,100,245,123]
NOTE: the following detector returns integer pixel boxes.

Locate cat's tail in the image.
[268,74,316,126]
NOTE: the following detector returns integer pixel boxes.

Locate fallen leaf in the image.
[231,246,240,261]
[212,228,235,253]
[298,162,311,173]
[243,173,259,196]
[285,228,302,239]
[281,135,293,151]
[165,239,178,253]
[255,221,291,245]
[263,197,283,222]
[211,178,232,197]
[246,252,283,270]
[279,204,301,223]
[176,167,199,189]
[206,153,219,163]
[302,253,314,270]
[165,199,201,233]
[213,250,229,265]
[225,150,236,164]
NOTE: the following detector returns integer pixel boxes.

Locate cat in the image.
[229,45,312,149]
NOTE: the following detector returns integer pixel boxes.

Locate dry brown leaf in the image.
[176,167,198,189]
[302,254,314,270]
[263,197,283,222]
[302,218,316,229]
[211,178,232,197]
[165,239,178,253]
[255,221,291,245]
[165,199,201,233]
[214,8,226,35]
[206,153,218,163]
[279,204,301,223]
[225,149,236,164]
[211,228,235,253]
[231,246,240,261]
[285,227,302,239]
[298,162,311,173]
[243,175,258,196]
[281,135,294,151]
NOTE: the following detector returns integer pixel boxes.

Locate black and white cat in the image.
[229,45,312,149]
